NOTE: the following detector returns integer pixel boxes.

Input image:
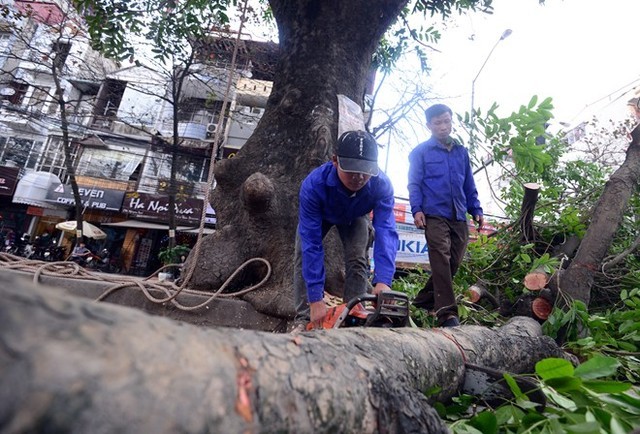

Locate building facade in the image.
[0,0,276,274]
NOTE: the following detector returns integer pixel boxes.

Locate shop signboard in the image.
[0,166,19,197]
[121,192,203,225]
[45,183,125,211]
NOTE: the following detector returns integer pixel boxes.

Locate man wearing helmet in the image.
[292,130,398,331]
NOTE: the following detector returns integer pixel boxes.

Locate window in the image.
[39,137,77,179]
[51,41,71,70]
[47,87,63,115]
[93,79,127,120]
[0,137,44,170]
[145,151,210,184]
[0,32,11,55]
[1,82,29,105]
[178,98,223,125]
[28,87,51,113]
[76,147,144,180]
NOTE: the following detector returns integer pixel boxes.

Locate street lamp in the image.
[470,28,512,148]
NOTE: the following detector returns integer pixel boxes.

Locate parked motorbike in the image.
[43,240,67,262]
[85,248,120,273]
[8,234,35,258]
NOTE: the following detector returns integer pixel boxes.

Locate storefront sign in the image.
[0,166,19,197]
[45,183,125,211]
[121,192,203,225]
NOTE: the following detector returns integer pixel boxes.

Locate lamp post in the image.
[470,28,512,148]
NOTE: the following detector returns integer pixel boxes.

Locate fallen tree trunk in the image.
[0,273,572,433]
[560,124,640,305]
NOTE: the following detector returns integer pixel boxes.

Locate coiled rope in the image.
[0,252,271,311]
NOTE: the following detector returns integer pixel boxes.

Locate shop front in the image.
[44,182,127,262]
[112,192,210,276]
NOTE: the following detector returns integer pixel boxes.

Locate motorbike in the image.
[42,240,67,262]
[85,248,120,273]
[8,234,35,258]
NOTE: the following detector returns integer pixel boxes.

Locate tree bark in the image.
[186,0,409,318]
[0,273,571,433]
[519,182,540,243]
[560,124,640,305]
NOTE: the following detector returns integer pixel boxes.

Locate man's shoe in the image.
[441,316,460,328]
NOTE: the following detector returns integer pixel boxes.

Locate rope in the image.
[177,0,254,292]
[0,252,271,312]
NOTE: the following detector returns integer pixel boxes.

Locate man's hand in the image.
[309,300,328,329]
[474,214,484,229]
[414,211,426,229]
[372,282,391,296]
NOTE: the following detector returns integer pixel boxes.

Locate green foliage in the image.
[447,355,640,433]
[158,244,191,265]
[439,288,640,433]
[392,270,437,327]
[73,0,232,61]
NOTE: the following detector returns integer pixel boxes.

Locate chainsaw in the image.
[307,290,410,330]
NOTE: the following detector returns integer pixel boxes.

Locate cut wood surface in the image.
[523,267,549,291]
[0,273,572,433]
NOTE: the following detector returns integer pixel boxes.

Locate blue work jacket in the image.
[298,162,398,303]
[407,138,483,221]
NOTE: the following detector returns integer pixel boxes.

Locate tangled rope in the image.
[0,252,271,312]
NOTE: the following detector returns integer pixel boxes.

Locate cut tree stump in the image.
[520,182,540,243]
[466,281,499,308]
[0,272,573,433]
[523,267,549,291]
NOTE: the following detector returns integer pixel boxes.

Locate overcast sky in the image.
[379,0,640,198]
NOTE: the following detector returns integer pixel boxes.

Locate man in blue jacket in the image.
[293,130,398,331]
[408,104,483,327]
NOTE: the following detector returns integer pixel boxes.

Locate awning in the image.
[13,171,65,209]
[103,219,214,234]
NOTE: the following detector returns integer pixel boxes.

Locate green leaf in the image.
[545,376,583,392]
[564,421,601,434]
[574,355,620,380]
[542,384,577,410]
[536,358,575,379]
[610,416,629,434]
[582,380,631,393]
[468,411,497,434]
[503,373,524,398]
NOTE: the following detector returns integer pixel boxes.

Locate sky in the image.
[377,0,640,199]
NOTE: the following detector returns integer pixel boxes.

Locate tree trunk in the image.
[560,124,640,305]
[187,0,409,318]
[0,273,571,433]
[519,182,540,243]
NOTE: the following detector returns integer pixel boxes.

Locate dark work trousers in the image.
[413,216,469,324]
[293,215,371,322]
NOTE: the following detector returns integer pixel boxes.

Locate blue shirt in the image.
[298,162,398,303]
[408,138,483,221]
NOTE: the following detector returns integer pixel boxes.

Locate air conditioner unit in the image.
[207,123,218,134]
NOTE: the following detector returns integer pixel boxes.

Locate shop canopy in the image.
[103,220,214,234]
